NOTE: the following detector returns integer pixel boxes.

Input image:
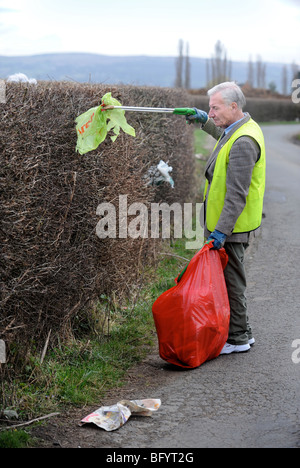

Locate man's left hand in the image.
[207,230,227,250]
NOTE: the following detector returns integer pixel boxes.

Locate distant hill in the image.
[0,52,292,93]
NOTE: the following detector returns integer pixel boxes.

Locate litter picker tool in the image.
[75,92,196,155]
[100,104,197,117]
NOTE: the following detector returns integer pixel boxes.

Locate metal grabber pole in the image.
[100,105,197,117]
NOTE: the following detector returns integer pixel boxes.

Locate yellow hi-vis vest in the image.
[204,119,266,234]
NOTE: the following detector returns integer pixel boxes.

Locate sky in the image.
[0,0,299,64]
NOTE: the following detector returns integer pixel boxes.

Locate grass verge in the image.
[0,237,196,447]
[0,429,32,449]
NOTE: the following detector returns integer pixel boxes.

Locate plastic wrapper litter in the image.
[80,399,161,431]
[75,92,135,154]
[144,160,175,188]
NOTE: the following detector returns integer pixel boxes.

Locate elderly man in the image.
[188,82,266,355]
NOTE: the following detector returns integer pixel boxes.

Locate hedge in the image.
[0,82,195,361]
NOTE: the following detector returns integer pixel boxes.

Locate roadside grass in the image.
[0,237,196,447]
[194,127,212,157]
[0,429,32,449]
[194,128,212,202]
[0,129,205,447]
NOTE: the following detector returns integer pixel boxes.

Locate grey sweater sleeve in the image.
[215,136,260,236]
[201,118,223,140]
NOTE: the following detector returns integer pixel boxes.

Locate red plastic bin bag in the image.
[152,242,230,369]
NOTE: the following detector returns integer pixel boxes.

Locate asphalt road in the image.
[94,123,300,450]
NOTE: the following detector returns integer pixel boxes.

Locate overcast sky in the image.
[0,0,299,64]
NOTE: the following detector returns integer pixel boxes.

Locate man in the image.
[187,82,266,355]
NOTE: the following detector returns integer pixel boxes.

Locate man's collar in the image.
[224,113,248,135]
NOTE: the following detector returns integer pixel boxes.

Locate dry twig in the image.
[0,413,60,431]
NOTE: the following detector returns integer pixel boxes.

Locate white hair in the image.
[207,81,246,110]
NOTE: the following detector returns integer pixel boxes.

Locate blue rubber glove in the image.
[207,230,227,250]
[186,108,208,125]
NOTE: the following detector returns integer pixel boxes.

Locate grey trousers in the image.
[223,242,253,345]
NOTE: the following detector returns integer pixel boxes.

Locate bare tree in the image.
[291,61,299,80]
[282,64,288,95]
[247,55,254,87]
[256,55,266,88]
[175,39,184,88]
[262,63,266,88]
[206,58,210,87]
[184,42,191,90]
[206,40,232,86]
[175,39,191,89]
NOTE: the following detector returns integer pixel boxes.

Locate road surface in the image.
[37,124,300,449]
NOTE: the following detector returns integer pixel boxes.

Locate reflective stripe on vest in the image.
[204,119,266,234]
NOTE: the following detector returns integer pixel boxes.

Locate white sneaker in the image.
[248,337,255,346]
[220,342,250,355]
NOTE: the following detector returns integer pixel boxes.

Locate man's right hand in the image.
[186,108,208,125]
